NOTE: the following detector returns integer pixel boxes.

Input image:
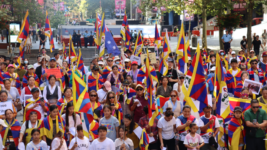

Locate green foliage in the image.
[0,0,13,30]
[216,13,242,30]
[50,11,66,28]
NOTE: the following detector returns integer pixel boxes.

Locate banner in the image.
[0,101,13,115]
[115,0,126,16]
[45,68,63,79]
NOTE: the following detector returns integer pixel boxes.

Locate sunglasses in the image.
[107,60,113,62]
[252,63,257,65]
[171,95,177,97]
[179,77,184,79]
[250,52,255,54]
[253,106,259,109]
[90,95,97,97]
[136,88,143,91]
[94,69,99,71]
[109,97,115,99]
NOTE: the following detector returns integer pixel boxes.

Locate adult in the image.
[72,30,77,45]
[3,64,21,93]
[35,56,48,82]
[88,65,104,92]
[24,88,47,121]
[165,58,178,88]
[252,35,264,56]
[123,58,131,76]
[76,30,81,48]
[89,90,102,121]
[198,106,219,150]
[129,84,148,123]
[25,129,48,150]
[43,75,62,105]
[228,51,241,64]
[62,102,81,129]
[258,87,267,105]
[234,71,250,98]
[83,30,90,48]
[247,59,265,85]
[247,50,258,70]
[115,125,134,150]
[19,111,42,146]
[262,29,267,44]
[0,91,17,119]
[99,105,120,141]
[32,28,36,43]
[57,88,73,115]
[26,34,32,54]
[39,30,46,52]
[221,30,233,54]
[127,61,139,83]
[176,105,198,150]
[22,65,40,88]
[105,91,123,123]
[89,31,94,46]
[263,40,267,51]
[102,57,114,82]
[207,54,216,74]
[97,81,112,106]
[163,90,183,118]
[158,108,176,150]
[41,48,50,61]
[54,52,62,67]
[107,65,124,94]
[244,99,267,150]
[173,74,185,101]
[3,79,20,103]
[139,106,159,150]
[69,125,90,150]
[240,36,247,51]
[90,126,115,150]
[41,105,65,146]
[123,114,140,150]
[226,59,242,95]
[1,109,21,149]
[156,76,172,97]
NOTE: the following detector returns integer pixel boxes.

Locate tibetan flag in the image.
[69,35,77,63]
[81,113,98,139]
[145,49,158,126]
[1,119,21,147]
[120,12,131,49]
[154,23,161,49]
[88,73,104,92]
[156,96,170,114]
[73,70,94,116]
[50,31,55,52]
[40,115,65,141]
[76,49,85,76]
[102,66,112,82]
[159,31,171,76]
[22,73,40,87]
[99,13,105,57]
[137,66,158,85]
[140,128,149,150]
[44,11,51,37]
[176,24,188,74]
[228,117,246,150]
[133,31,143,57]
[3,72,21,93]
[182,44,207,113]
[229,97,251,114]
[17,10,29,43]
[63,42,67,60]
[215,53,230,119]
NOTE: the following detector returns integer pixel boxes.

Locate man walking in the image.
[262,29,267,44]
[221,30,233,54]
[240,36,247,51]
[252,35,264,56]
[39,30,46,52]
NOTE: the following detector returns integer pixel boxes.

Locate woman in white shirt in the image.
[26,129,48,150]
[115,125,134,150]
[158,108,176,150]
[43,75,62,105]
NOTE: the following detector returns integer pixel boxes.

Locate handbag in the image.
[247,111,259,137]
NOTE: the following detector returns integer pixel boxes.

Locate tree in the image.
[0,0,13,30]
[50,11,66,28]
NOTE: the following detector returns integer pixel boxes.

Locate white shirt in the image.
[229,57,241,64]
[20,86,42,106]
[263,44,267,51]
[90,138,115,150]
[97,89,107,107]
[33,63,40,70]
[56,58,63,67]
[176,116,198,141]
[0,135,3,150]
[43,84,62,102]
[114,138,134,150]
[198,116,220,143]
[62,114,81,128]
[26,140,48,150]
[51,138,68,150]
[68,136,90,150]
[173,83,184,101]
[20,121,38,134]
[157,116,176,140]
[231,69,238,76]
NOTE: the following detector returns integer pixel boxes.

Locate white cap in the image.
[188,57,192,61]
[148,50,151,53]
[98,61,104,65]
[231,51,236,54]
[125,58,130,62]
[210,66,216,71]
[114,56,120,61]
[250,49,254,52]
[0,119,7,127]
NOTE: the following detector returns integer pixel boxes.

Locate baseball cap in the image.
[114,56,120,61]
[135,84,144,90]
[168,57,174,62]
[27,65,34,69]
[131,61,138,65]
[50,57,56,62]
[0,119,7,127]
[31,87,40,93]
[123,80,130,85]
[231,51,236,55]
[13,56,18,59]
[98,61,104,65]
[188,57,192,61]
[250,50,255,53]
[125,58,130,62]
[7,64,14,68]
[92,65,99,71]
[262,51,267,57]
[104,81,112,91]
[233,106,242,112]
[58,48,63,51]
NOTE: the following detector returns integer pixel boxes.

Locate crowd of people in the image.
[1,28,267,150]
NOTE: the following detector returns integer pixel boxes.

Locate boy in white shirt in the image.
[90,126,115,150]
[69,124,90,150]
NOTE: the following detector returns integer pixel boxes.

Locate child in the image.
[241,87,255,99]
[228,106,245,150]
[184,123,205,150]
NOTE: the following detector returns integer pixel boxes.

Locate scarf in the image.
[247,68,265,84]
[57,97,73,115]
[40,115,65,140]
[102,66,112,82]
[1,119,21,147]
[88,73,103,92]
[22,73,40,88]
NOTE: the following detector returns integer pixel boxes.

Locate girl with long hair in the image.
[105,91,123,124]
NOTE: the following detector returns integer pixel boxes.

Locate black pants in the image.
[77,39,81,48]
[179,140,187,150]
[84,38,88,48]
[163,138,176,150]
[254,49,260,56]
[224,42,231,54]
[246,136,265,150]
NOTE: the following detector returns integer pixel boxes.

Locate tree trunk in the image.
[218,7,224,50]
[202,0,207,50]
[247,0,254,54]
[188,19,191,41]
